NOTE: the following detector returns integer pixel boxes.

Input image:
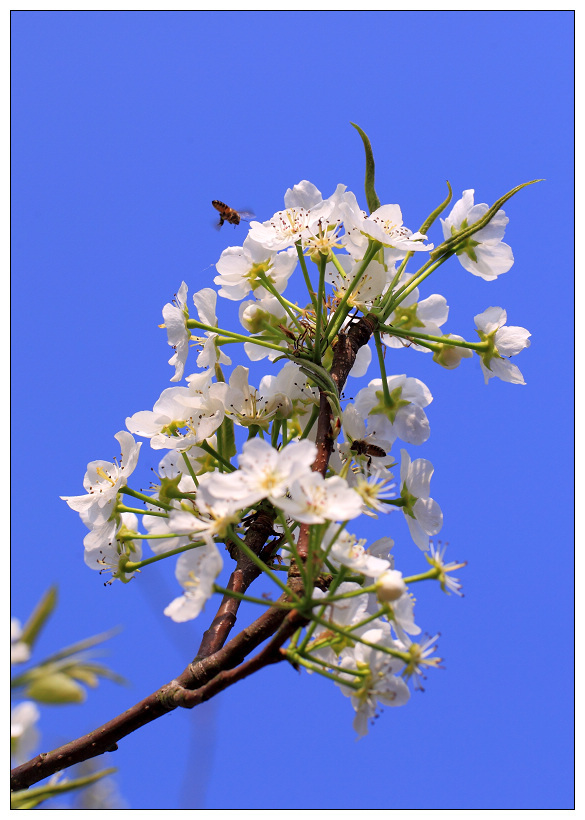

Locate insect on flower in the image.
[350,439,388,468]
[212,200,256,229]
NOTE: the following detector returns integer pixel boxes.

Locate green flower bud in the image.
[26,672,86,704]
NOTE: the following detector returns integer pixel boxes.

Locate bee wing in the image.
[236,209,256,222]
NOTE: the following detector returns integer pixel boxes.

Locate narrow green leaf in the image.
[419,181,453,235]
[350,123,381,214]
[19,586,58,649]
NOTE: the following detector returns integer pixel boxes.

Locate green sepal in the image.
[370,386,411,424]
[350,123,381,214]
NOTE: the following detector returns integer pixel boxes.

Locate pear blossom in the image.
[441,189,513,280]
[399,449,443,550]
[199,436,317,509]
[82,512,141,585]
[126,373,227,451]
[161,281,191,382]
[168,498,241,549]
[191,287,232,369]
[432,334,474,370]
[248,207,315,251]
[341,193,432,263]
[11,701,40,764]
[352,375,433,446]
[326,255,388,310]
[426,541,466,596]
[474,306,531,385]
[336,629,410,737]
[325,527,391,578]
[11,619,31,665]
[220,365,292,430]
[164,543,223,623]
[214,235,297,302]
[276,472,364,524]
[383,284,449,353]
[61,432,141,528]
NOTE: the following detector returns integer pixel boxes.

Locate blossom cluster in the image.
[62,163,532,735]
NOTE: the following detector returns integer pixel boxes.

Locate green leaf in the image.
[19,586,58,649]
[350,123,381,214]
[11,768,117,809]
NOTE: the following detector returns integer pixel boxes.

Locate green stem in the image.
[116,504,168,518]
[296,241,318,310]
[325,241,380,342]
[227,526,301,602]
[213,584,295,609]
[186,319,291,355]
[379,324,487,351]
[313,254,327,362]
[120,486,173,512]
[284,651,361,688]
[373,330,392,405]
[403,568,440,584]
[125,540,206,571]
[255,271,304,332]
[199,440,235,471]
[181,451,200,484]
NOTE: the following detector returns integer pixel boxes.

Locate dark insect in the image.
[212,200,255,229]
[350,439,387,468]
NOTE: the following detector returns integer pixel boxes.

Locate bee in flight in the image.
[212,200,256,229]
[350,439,388,468]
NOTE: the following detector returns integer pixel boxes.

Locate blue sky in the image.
[11,10,574,811]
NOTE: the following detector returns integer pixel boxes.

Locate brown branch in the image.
[194,508,278,661]
[11,314,377,792]
[298,312,379,559]
[10,592,294,792]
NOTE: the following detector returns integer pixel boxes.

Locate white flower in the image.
[199,437,317,509]
[399,449,443,550]
[352,375,433,446]
[61,432,141,527]
[248,207,314,251]
[168,498,240,549]
[426,541,466,596]
[11,619,30,665]
[383,283,449,354]
[220,365,289,429]
[441,189,513,280]
[276,472,363,524]
[474,306,531,385]
[191,288,232,369]
[214,235,297,302]
[337,629,410,737]
[83,512,141,583]
[326,255,388,310]
[161,281,190,382]
[326,528,391,578]
[163,544,223,623]
[11,701,40,764]
[341,196,432,263]
[126,374,226,451]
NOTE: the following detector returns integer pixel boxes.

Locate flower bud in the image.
[265,392,293,420]
[432,335,473,370]
[375,569,407,602]
[26,672,86,704]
